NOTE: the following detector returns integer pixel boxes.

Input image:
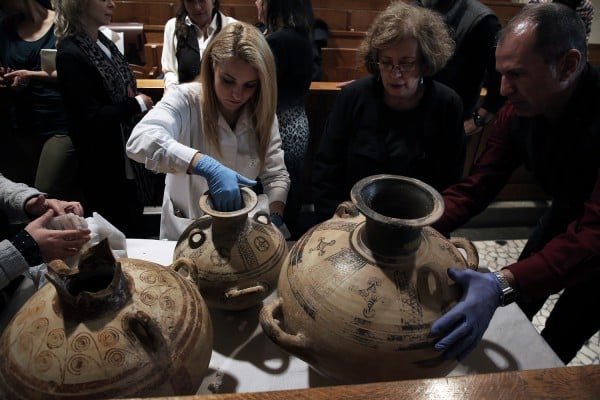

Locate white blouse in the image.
[161,12,237,88]
[126,82,290,240]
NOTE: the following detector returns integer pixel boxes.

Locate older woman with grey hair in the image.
[311,0,466,226]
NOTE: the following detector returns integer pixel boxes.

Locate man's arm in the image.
[433,104,522,233]
[505,167,600,299]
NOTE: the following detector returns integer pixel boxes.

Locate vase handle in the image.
[333,201,360,219]
[450,237,479,270]
[260,297,309,356]
[225,284,266,298]
[170,257,198,283]
[124,310,168,359]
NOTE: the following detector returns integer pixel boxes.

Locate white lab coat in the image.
[126,82,290,240]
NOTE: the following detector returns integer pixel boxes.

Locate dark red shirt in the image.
[433,66,600,298]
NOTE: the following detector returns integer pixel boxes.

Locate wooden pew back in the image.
[321,47,367,82]
[113,1,176,24]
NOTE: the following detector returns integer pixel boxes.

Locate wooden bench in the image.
[220,3,257,24]
[112,1,176,24]
[320,47,366,82]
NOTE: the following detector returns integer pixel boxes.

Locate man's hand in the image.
[430,268,501,361]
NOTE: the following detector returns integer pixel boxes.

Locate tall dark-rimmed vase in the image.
[260,174,478,383]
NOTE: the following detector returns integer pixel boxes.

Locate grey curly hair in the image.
[358,1,455,77]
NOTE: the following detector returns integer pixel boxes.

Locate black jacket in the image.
[312,75,466,221]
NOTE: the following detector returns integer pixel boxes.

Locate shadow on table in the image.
[460,339,520,374]
[209,303,263,354]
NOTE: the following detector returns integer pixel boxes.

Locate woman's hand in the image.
[25,195,85,218]
[24,209,91,263]
[3,69,32,91]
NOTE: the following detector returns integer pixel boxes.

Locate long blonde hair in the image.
[51,0,89,46]
[199,21,277,167]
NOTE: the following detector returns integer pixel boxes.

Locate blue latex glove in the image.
[270,212,284,228]
[192,155,256,211]
[430,268,501,361]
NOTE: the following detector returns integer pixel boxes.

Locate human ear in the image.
[558,49,582,82]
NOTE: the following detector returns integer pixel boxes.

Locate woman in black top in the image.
[0,0,78,200]
[53,0,154,237]
[256,0,314,238]
[312,1,466,224]
[161,0,236,90]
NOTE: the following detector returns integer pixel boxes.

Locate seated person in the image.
[311,1,466,224]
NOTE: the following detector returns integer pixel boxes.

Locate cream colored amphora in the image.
[173,187,288,310]
[260,175,478,383]
[0,240,213,399]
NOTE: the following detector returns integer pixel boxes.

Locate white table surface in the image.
[126,239,564,394]
[1,239,564,395]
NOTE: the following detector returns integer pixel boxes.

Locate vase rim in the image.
[199,186,258,217]
[350,174,444,227]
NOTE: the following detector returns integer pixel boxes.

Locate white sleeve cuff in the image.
[135,95,147,112]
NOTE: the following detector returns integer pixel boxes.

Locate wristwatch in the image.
[493,271,518,306]
[472,111,486,128]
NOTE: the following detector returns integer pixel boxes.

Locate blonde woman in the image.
[127,22,290,240]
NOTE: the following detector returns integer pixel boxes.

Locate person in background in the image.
[311,1,466,226]
[0,172,89,306]
[52,0,154,238]
[0,0,79,200]
[430,3,600,364]
[311,16,328,81]
[127,22,290,240]
[418,0,505,136]
[527,0,594,42]
[256,0,313,239]
[161,0,236,91]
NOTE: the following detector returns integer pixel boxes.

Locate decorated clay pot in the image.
[173,187,288,310]
[260,175,478,383]
[0,240,213,399]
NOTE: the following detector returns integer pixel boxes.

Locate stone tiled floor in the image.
[473,239,600,366]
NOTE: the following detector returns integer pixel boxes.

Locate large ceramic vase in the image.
[260,175,478,383]
[0,240,213,399]
[173,187,288,310]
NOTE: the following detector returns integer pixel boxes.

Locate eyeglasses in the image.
[375,61,416,74]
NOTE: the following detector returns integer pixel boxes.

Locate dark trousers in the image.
[517,208,600,364]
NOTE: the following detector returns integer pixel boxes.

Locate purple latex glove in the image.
[430,268,502,361]
[192,155,256,211]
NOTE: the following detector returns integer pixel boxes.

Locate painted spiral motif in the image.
[71,332,92,352]
[98,327,120,348]
[46,328,65,349]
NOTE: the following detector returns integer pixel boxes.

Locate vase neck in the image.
[47,256,131,321]
[360,217,422,257]
[211,214,248,237]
